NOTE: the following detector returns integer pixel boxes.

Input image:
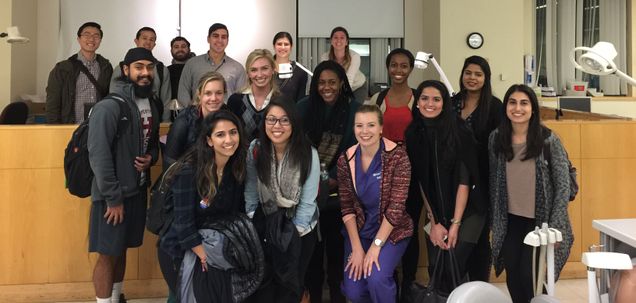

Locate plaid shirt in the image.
[74,52,101,123]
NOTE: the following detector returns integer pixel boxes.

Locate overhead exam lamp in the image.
[0,26,30,44]
[415,51,455,95]
[570,41,636,86]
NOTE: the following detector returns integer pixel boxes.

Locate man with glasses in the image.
[46,22,113,124]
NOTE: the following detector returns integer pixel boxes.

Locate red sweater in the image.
[337,138,413,244]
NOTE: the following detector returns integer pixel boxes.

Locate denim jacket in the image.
[244,140,319,235]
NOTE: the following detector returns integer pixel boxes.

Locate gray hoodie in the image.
[88,80,160,207]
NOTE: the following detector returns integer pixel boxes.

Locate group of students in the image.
[150,25,574,303]
[63,20,574,303]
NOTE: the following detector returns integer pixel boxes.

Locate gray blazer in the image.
[488,129,574,280]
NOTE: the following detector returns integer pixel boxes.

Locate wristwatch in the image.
[373,238,385,247]
[450,218,462,226]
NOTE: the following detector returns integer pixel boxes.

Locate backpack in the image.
[146,163,179,236]
[64,94,131,198]
[543,139,579,201]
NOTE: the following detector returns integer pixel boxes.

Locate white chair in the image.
[447,281,510,303]
[582,252,633,303]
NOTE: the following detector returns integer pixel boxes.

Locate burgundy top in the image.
[337,138,414,243]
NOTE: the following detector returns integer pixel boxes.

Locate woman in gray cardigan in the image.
[488,84,573,302]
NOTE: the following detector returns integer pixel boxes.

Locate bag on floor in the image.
[403,248,466,303]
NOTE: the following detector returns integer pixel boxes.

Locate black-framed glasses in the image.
[265,116,291,126]
[80,33,102,40]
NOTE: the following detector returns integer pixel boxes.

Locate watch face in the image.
[374,239,383,246]
[467,32,483,49]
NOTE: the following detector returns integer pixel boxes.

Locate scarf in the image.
[257,146,302,213]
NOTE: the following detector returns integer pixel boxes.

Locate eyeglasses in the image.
[265,116,291,126]
[80,33,102,40]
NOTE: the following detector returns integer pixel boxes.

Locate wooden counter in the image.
[2,121,636,301]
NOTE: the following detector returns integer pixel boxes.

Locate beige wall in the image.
[10,0,37,102]
[0,0,11,109]
[36,0,59,97]
[439,0,527,98]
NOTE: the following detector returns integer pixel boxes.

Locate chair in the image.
[0,101,29,124]
[447,281,510,303]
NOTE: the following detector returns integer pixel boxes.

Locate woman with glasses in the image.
[245,96,319,302]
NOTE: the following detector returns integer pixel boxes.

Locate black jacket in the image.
[46,53,113,124]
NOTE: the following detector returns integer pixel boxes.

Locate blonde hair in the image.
[193,71,226,106]
[241,49,279,95]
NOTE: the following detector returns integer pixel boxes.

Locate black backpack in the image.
[146,163,179,236]
[64,94,131,198]
[543,139,579,202]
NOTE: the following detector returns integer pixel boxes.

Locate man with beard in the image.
[87,47,160,303]
[110,27,170,121]
[168,36,194,100]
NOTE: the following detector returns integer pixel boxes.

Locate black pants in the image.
[249,228,318,303]
[305,208,346,303]
[501,214,536,303]
[157,244,183,296]
[466,223,492,281]
[400,194,424,288]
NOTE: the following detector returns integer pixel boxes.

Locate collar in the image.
[244,87,273,111]
[77,51,97,63]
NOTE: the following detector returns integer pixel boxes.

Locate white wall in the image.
[35,0,296,97]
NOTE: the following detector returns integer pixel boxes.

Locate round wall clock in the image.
[467,32,484,49]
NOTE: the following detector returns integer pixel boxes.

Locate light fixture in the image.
[0,26,30,44]
[278,62,314,79]
[570,41,636,86]
[414,51,455,95]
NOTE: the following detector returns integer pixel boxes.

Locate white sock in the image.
[111,282,123,303]
[96,297,111,303]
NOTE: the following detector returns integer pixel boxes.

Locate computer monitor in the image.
[558,96,591,112]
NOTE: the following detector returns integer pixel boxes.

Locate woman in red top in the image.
[368,48,415,143]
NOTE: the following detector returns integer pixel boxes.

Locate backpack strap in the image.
[375,88,389,107]
[375,88,417,107]
[156,61,164,84]
[72,56,109,98]
[107,93,132,140]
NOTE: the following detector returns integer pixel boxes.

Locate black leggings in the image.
[501,214,536,303]
[305,207,346,303]
[157,244,183,295]
[248,228,318,303]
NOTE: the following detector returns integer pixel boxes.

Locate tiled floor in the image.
[64,278,591,302]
